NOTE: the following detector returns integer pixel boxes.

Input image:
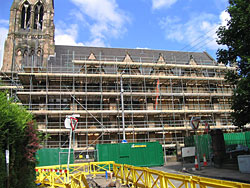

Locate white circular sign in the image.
[64,118,71,129]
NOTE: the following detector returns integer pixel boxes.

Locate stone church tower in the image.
[1,0,55,72]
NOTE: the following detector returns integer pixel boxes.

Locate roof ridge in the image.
[55,45,205,54]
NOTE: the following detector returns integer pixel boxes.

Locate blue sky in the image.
[0,0,230,68]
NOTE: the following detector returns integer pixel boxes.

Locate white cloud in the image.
[220,10,230,27]
[69,0,130,46]
[55,23,84,46]
[159,11,229,51]
[136,47,150,50]
[55,22,106,47]
[0,19,8,69]
[152,0,178,10]
[70,10,85,22]
[0,19,9,25]
[84,38,106,47]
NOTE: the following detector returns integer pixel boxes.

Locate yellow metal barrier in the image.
[113,163,124,183]
[114,164,250,188]
[35,161,114,188]
[89,161,114,175]
[68,172,89,188]
[36,161,250,188]
[35,168,68,187]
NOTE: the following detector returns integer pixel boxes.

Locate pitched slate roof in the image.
[47,45,216,72]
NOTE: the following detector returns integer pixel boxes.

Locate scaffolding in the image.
[1,49,236,156]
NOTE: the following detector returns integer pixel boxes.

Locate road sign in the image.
[64,114,80,130]
[64,118,71,129]
[65,114,79,173]
[190,117,200,130]
[70,117,78,131]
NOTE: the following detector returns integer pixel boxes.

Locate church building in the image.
[1,0,236,157]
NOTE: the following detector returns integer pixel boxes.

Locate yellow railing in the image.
[36,161,250,188]
[35,168,69,187]
[113,163,250,188]
[35,161,114,188]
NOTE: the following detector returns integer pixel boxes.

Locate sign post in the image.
[120,74,127,143]
[64,114,79,174]
[6,150,9,176]
[190,117,201,170]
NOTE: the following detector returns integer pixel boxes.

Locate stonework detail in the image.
[1,0,55,72]
[157,54,165,64]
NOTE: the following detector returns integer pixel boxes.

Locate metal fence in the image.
[35,161,250,188]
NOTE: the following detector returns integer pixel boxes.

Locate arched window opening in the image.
[23,49,28,66]
[30,49,35,65]
[37,49,43,67]
[16,49,23,70]
[34,2,44,30]
[21,1,31,29]
[37,49,41,57]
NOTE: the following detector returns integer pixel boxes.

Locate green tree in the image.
[216,0,250,128]
[0,92,40,188]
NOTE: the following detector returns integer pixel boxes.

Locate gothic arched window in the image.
[33,2,44,30]
[21,1,31,29]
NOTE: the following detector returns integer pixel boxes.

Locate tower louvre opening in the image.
[21,1,31,29]
[34,1,44,30]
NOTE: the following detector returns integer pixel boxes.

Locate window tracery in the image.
[21,1,31,29]
[34,1,44,30]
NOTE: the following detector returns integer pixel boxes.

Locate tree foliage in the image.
[216,0,250,128]
[0,92,40,188]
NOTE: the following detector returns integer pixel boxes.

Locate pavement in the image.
[151,162,250,184]
[92,175,128,188]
